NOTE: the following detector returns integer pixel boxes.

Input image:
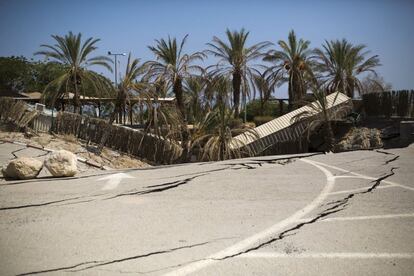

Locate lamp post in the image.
[107,51,126,88]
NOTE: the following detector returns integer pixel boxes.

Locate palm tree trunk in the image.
[73,73,80,114]
[348,79,355,98]
[288,75,293,111]
[232,72,241,118]
[173,78,186,120]
[129,102,133,126]
[98,103,119,153]
[325,121,335,151]
[260,98,265,116]
[173,78,190,162]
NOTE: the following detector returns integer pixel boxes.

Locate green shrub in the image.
[242,99,288,121]
[253,116,274,126]
[228,118,243,128]
[242,100,274,121]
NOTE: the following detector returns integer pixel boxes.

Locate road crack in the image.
[376,149,395,155]
[107,174,207,200]
[11,147,27,158]
[17,241,211,275]
[384,155,399,165]
[212,166,398,261]
[0,196,84,211]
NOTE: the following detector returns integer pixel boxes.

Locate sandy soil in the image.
[0,128,150,170]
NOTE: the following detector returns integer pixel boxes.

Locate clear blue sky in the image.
[1,0,413,96]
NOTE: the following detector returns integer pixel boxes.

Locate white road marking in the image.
[334,175,378,179]
[328,184,395,195]
[238,252,414,259]
[162,159,336,276]
[296,213,414,223]
[98,173,135,190]
[310,160,414,192]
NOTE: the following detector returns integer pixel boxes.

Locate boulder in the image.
[2,157,43,179]
[44,150,77,177]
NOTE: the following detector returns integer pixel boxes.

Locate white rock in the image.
[44,150,78,177]
[2,157,43,179]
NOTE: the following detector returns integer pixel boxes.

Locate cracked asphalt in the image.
[0,143,413,275]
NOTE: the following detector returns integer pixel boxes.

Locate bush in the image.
[242,99,288,122]
[228,118,243,128]
[253,116,274,126]
[242,100,274,121]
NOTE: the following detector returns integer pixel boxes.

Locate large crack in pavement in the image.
[106,155,313,200]
[384,155,399,165]
[11,147,27,158]
[2,155,311,210]
[0,196,85,211]
[106,174,207,200]
[0,174,208,210]
[211,166,398,261]
[376,149,395,155]
[16,241,213,275]
[375,149,399,165]
[93,156,400,274]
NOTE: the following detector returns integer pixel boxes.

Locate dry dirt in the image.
[0,129,150,170]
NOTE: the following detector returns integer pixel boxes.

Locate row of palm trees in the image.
[34,29,381,160]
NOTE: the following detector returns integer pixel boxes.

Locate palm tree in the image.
[313,39,381,98]
[292,87,352,151]
[116,53,147,124]
[146,35,205,120]
[206,28,271,119]
[35,31,113,113]
[264,30,314,109]
[190,76,257,161]
[183,75,207,123]
[252,72,276,115]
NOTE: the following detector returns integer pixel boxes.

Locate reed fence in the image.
[53,112,182,164]
[362,90,414,118]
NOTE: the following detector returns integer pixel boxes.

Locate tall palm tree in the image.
[183,75,207,123]
[313,39,381,98]
[35,31,113,113]
[252,72,276,115]
[206,28,271,118]
[146,35,205,120]
[116,53,147,124]
[190,76,257,161]
[263,30,314,109]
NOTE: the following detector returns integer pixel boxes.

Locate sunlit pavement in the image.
[0,143,413,275]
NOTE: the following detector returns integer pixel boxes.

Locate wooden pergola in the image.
[14,92,175,124]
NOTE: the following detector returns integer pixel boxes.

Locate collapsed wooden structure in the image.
[231,92,353,155]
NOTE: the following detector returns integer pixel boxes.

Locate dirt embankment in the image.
[0,129,150,170]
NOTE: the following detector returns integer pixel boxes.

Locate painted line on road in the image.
[296,213,414,223]
[98,173,135,190]
[310,160,414,192]
[328,184,395,195]
[162,159,336,276]
[237,252,414,259]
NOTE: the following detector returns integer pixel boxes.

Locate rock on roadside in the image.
[2,157,43,179]
[44,150,78,177]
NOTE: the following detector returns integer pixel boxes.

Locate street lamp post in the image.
[108,51,126,124]
[107,51,126,88]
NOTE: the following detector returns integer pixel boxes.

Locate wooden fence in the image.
[0,97,182,164]
[53,112,182,164]
[362,90,414,118]
[31,113,53,133]
[0,97,39,129]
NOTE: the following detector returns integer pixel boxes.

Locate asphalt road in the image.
[0,142,413,275]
